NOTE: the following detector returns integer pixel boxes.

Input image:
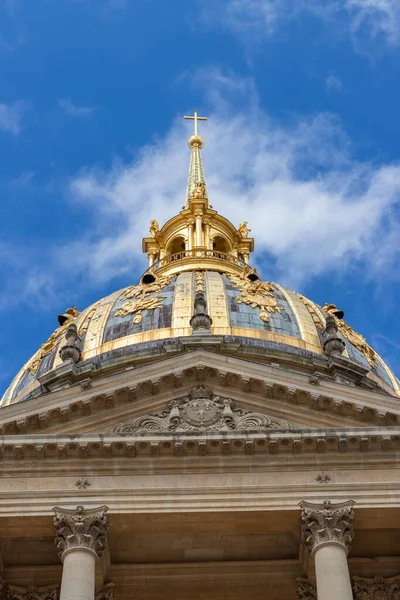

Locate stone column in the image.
[53,505,109,600]
[148,252,155,268]
[300,500,355,600]
[187,223,193,251]
[204,222,211,250]
[194,210,203,247]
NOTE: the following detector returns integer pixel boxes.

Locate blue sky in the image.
[1,0,400,391]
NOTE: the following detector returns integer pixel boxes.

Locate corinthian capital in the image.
[300,500,355,555]
[353,575,400,600]
[8,583,59,600]
[53,505,109,559]
[297,579,317,600]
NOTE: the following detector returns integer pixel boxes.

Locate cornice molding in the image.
[1,361,398,436]
[0,427,400,461]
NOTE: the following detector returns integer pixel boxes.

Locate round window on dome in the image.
[142,273,156,284]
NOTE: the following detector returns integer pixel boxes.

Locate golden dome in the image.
[2,110,399,407]
[2,269,399,406]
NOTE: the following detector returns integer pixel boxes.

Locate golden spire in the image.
[184,109,208,206]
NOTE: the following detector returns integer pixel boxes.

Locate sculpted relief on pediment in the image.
[109,385,293,434]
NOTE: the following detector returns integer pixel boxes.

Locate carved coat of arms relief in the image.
[111,385,292,434]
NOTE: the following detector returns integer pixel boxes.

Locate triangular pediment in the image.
[1,349,398,437]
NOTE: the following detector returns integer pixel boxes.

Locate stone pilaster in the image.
[300,500,355,600]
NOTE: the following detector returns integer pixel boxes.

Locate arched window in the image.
[168,236,186,256]
[212,235,230,254]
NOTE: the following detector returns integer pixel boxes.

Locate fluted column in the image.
[53,505,109,600]
[300,500,355,600]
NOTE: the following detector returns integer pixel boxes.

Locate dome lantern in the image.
[142,110,254,278]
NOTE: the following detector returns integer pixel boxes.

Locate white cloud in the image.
[61,70,400,288]
[58,98,97,117]
[0,101,29,135]
[325,75,343,92]
[347,0,400,45]
[209,0,400,47]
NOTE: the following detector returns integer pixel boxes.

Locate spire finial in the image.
[184,108,207,138]
[184,109,208,204]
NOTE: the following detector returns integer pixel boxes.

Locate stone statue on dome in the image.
[149,219,159,238]
[190,182,206,199]
[238,221,251,238]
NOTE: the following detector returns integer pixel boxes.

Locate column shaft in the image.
[314,544,353,600]
[195,215,202,246]
[59,549,96,600]
[187,225,193,251]
[204,224,211,250]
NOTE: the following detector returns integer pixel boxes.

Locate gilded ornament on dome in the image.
[114,275,171,324]
[323,303,376,367]
[297,294,324,330]
[25,306,81,376]
[149,219,159,238]
[238,221,251,238]
[194,271,205,293]
[226,270,283,323]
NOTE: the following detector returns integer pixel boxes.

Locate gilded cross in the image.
[184,109,207,136]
